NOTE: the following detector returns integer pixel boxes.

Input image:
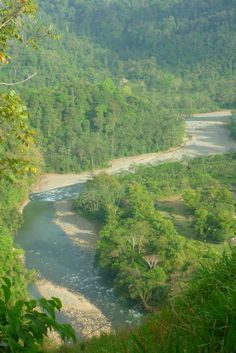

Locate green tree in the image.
[0,91,40,181]
[0,278,76,352]
[184,183,236,242]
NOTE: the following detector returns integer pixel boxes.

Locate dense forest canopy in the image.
[1,0,235,172]
[73,154,236,309]
[44,0,235,69]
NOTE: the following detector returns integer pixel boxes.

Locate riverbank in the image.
[54,200,98,251]
[19,198,30,214]
[34,200,111,338]
[192,110,232,118]
[36,279,111,338]
[34,112,236,193]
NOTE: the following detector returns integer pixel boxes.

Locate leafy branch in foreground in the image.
[0,0,37,57]
[0,277,76,353]
[0,91,41,181]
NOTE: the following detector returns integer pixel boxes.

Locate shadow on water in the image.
[17,184,142,329]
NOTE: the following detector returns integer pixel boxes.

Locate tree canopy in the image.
[1,0,235,172]
[74,155,236,309]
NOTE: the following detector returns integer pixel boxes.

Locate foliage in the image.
[0,87,41,302]
[0,0,235,171]
[0,277,76,353]
[0,90,41,298]
[21,78,184,172]
[73,154,236,309]
[0,91,41,181]
[0,1,74,350]
[52,247,236,353]
[0,0,37,59]
[184,181,236,242]
[0,0,42,301]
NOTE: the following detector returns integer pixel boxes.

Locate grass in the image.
[156,195,228,256]
[156,195,195,239]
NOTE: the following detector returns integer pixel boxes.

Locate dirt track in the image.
[35,112,236,192]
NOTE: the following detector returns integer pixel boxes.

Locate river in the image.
[16,113,236,338]
[16,184,142,338]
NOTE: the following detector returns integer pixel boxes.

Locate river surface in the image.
[16,184,142,334]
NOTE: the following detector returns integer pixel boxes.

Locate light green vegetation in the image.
[184,182,235,242]
[156,195,195,238]
[74,154,236,310]
[0,89,41,301]
[0,83,41,302]
[53,248,236,353]
[0,3,77,351]
[0,278,76,353]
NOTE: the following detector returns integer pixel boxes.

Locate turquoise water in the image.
[16,184,142,330]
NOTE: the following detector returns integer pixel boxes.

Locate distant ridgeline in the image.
[1,0,236,172]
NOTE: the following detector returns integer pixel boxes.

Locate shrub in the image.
[0,278,76,353]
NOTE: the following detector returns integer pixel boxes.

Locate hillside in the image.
[1,0,235,172]
[0,1,235,352]
[53,247,236,353]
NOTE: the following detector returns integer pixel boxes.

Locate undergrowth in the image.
[53,247,236,353]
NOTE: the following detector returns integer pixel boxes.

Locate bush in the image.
[0,278,76,353]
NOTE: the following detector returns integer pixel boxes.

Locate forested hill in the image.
[2,0,236,172]
[42,0,235,70]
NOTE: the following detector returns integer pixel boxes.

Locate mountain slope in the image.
[1,0,235,172]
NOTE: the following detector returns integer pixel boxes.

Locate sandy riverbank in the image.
[54,200,98,250]
[34,200,111,338]
[19,198,30,214]
[192,110,232,118]
[36,279,111,338]
[34,112,236,193]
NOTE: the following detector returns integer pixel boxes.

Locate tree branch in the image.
[0,72,37,86]
[0,5,22,31]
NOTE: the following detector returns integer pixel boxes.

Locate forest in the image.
[0,0,236,352]
[73,154,236,310]
[1,0,235,171]
[0,1,76,350]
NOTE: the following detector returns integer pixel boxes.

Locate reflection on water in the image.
[17,184,142,328]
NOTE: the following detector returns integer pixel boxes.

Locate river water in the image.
[16,184,142,333]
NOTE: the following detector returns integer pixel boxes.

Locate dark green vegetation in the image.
[0,53,40,301]
[56,248,236,353]
[1,0,235,171]
[0,2,76,351]
[0,90,40,300]
[1,0,236,352]
[74,154,236,310]
[0,278,76,353]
